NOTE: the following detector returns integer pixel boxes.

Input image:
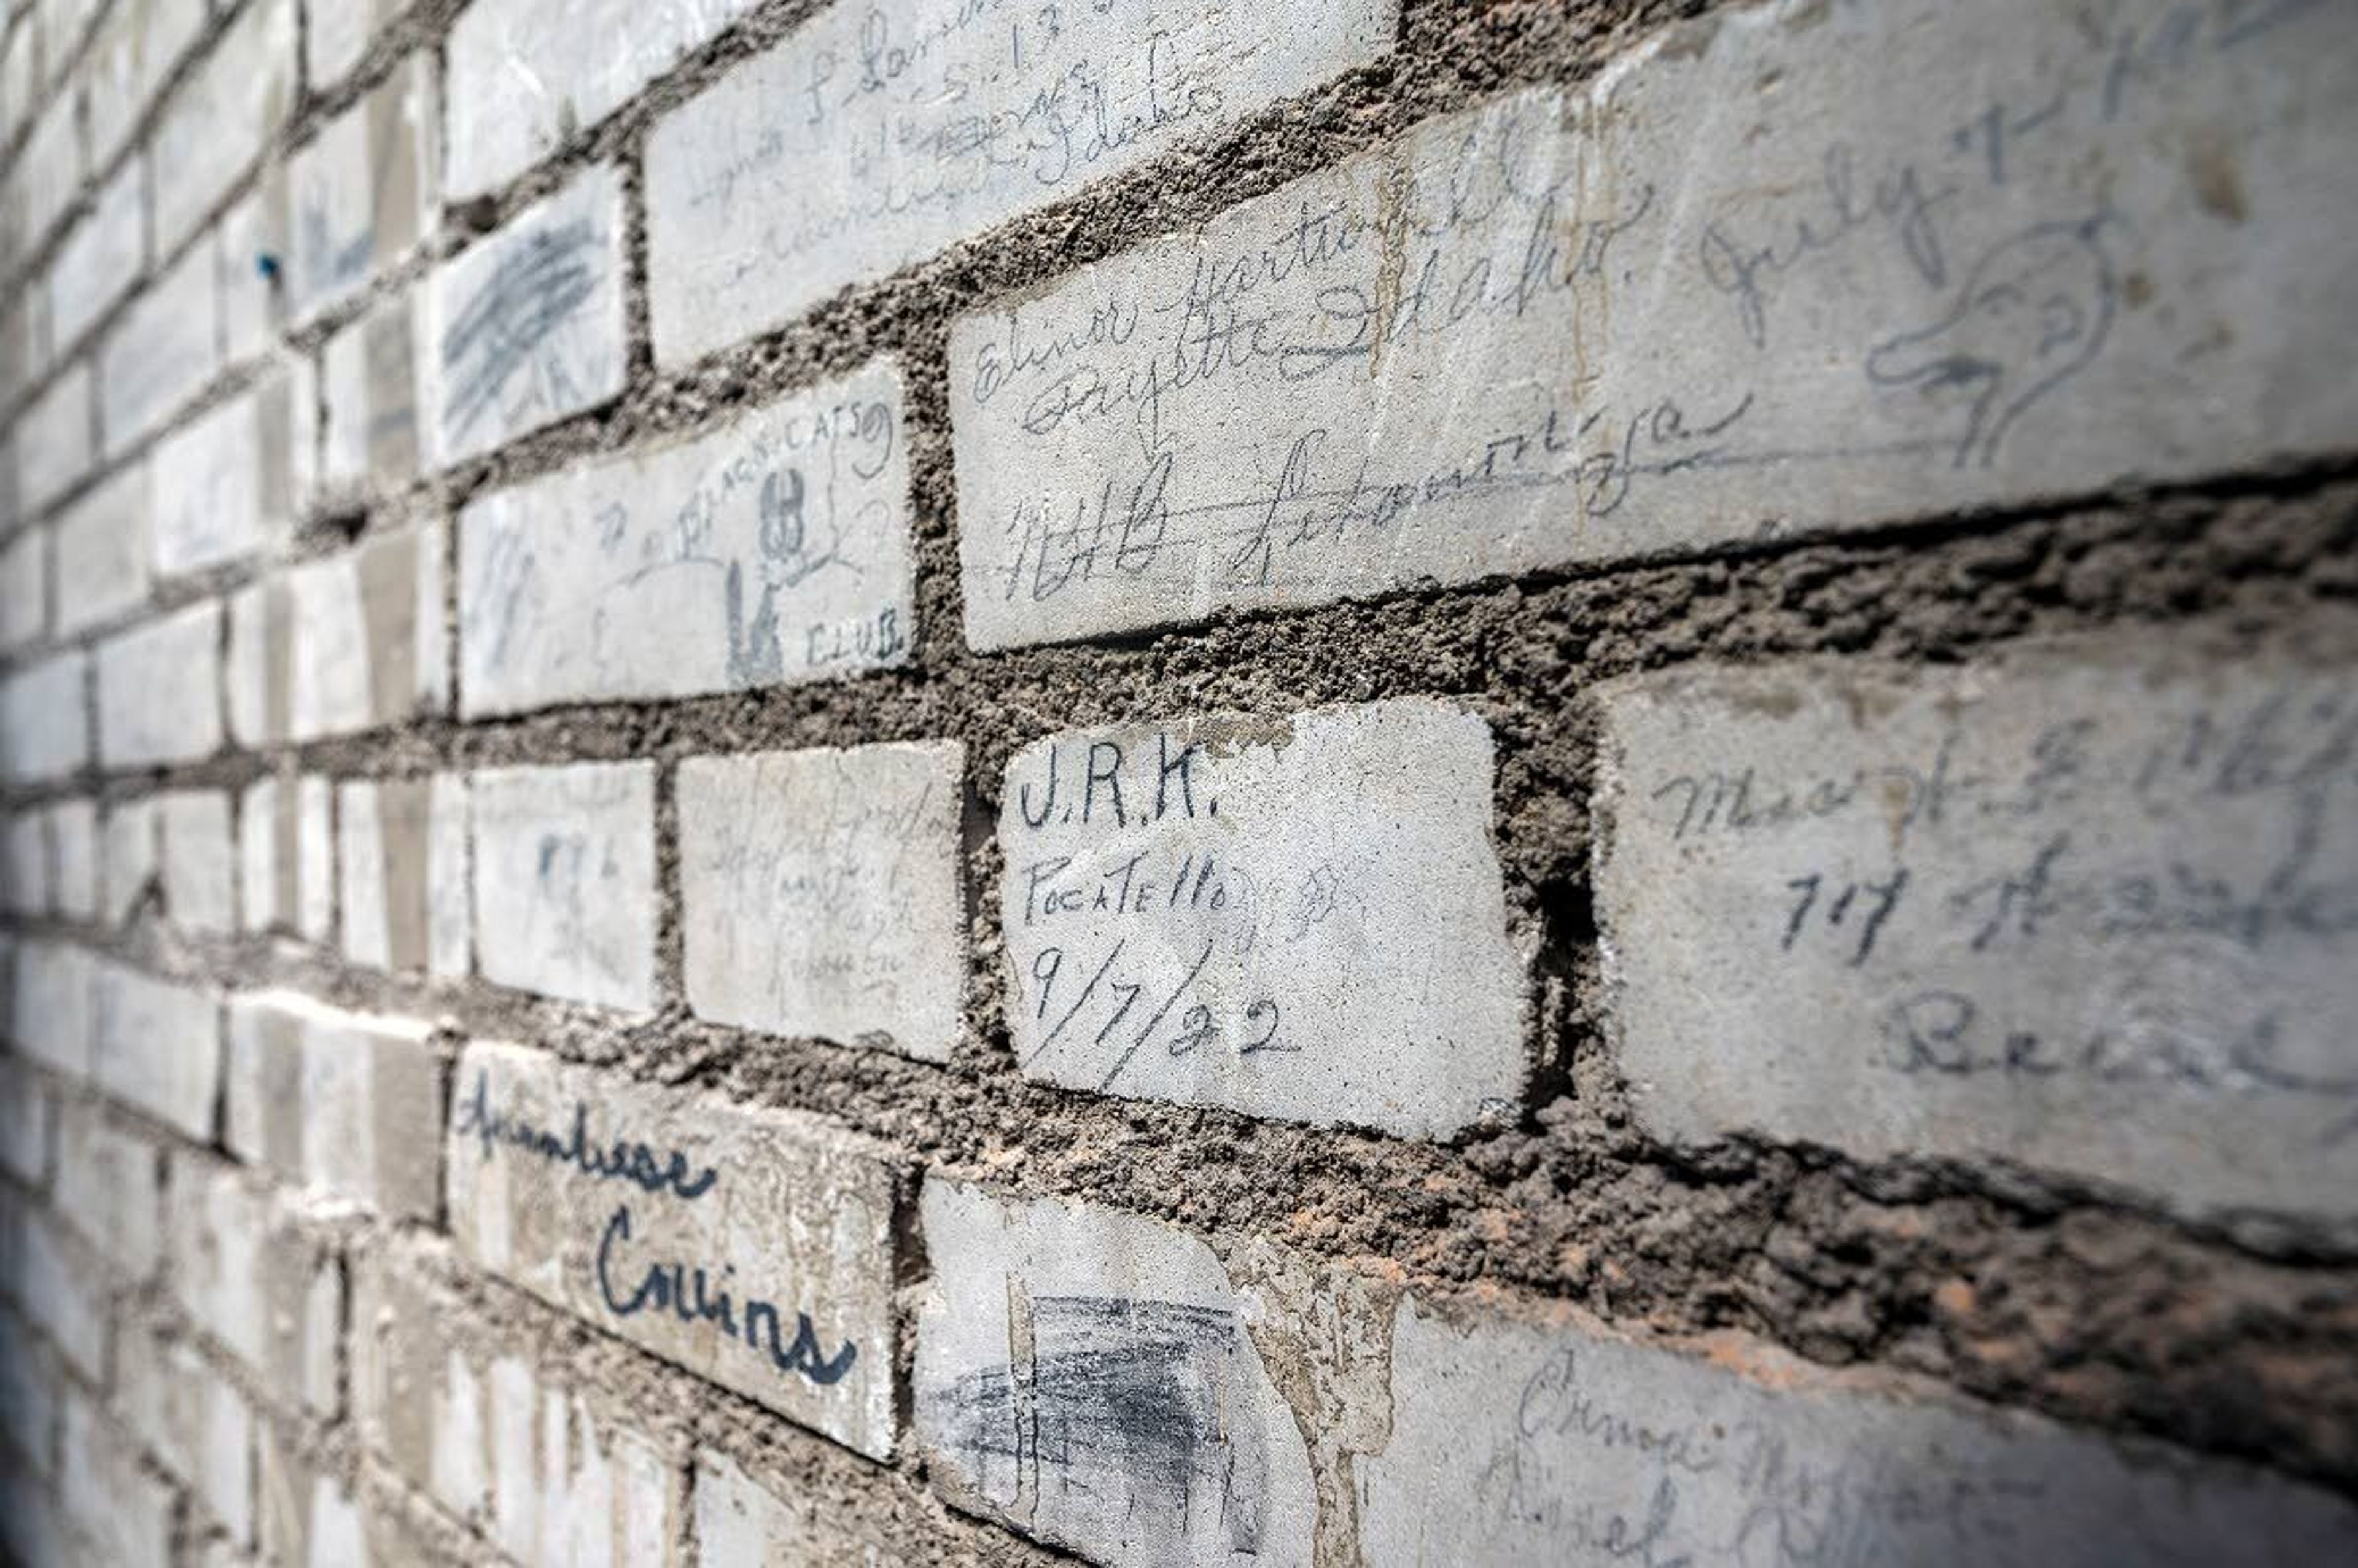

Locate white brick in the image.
[117,1329,255,1543]
[49,798,94,920]
[447,0,754,198]
[217,177,292,367]
[281,523,445,742]
[146,409,251,559]
[256,1427,376,1568]
[339,775,467,976]
[422,165,626,467]
[52,461,148,635]
[11,939,95,1078]
[446,1041,902,1456]
[646,0,1395,367]
[0,1312,58,1471]
[488,1355,682,1568]
[0,1469,71,1568]
[225,532,440,750]
[17,362,91,515]
[0,1056,53,1186]
[12,93,79,252]
[166,1154,340,1412]
[1356,1293,2358,1566]
[3,810,44,914]
[0,524,46,649]
[92,960,219,1137]
[157,788,235,933]
[101,794,156,924]
[60,1396,173,1568]
[99,241,221,452]
[459,359,915,716]
[296,774,332,942]
[0,16,33,144]
[952,1,2358,646]
[1595,627,2358,1221]
[287,56,437,325]
[377,1261,491,1518]
[330,778,391,964]
[37,0,104,79]
[911,1188,2358,1565]
[45,161,143,353]
[52,1100,159,1278]
[427,774,469,977]
[305,0,399,91]
[225,990,440,1219]
[96,599,222,767]
[690,1446,910,1567]
[469,761,656,1011]
[5,1204,107,1379]
[150,365,315,578]
[149,0,296,250]
[0,303,31,411]
[914,1181,1316,1564]
[321,291,422,495]
[1001,697,1525,1136]
[236,776,286,934]
[0,651,85,784]
[351,1242,687,1562]
[223,579,278,748]
[680,740,963,1060]
[14,812,56,925]
[82,0,209,165]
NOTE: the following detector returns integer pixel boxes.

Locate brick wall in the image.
[2,0,2356,1563]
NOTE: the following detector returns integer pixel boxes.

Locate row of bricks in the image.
[2,0,402,362]
[0,1109,960,1566]
[0,517,437,780]
[4,1022,2354,1566]
[1,0,1371,400]
[4,0,314,508]
[9,612,2358,1219]
[7,0,2356,673]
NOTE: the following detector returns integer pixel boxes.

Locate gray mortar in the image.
[2,0,2357,1557]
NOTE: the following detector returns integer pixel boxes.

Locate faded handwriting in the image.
[1698,141,1956,352]
[707,774,952,958]
[1781,869,1910,966]
[528,830,634,985]
[717,26,1224,273]
[951,0,2358,627]
[990,389,1761,607]
[1650,683,2358,847]
[1878,984,2358,1142]
[1627,667,2358,1146]
[451,1071,718,1200]
[472,394,903,693]
[1478,1343,2052,1562]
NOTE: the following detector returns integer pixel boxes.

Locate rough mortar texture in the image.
[1,0,2356,1562]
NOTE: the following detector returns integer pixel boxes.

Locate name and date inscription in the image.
[960,0,2341,629]
[1639,671,2358,1136]
[1009,731,1303,1089]
[451,1071,860,1388]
